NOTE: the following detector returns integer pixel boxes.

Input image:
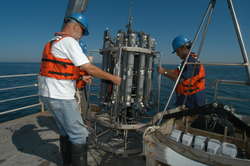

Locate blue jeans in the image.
[40,96,88,145]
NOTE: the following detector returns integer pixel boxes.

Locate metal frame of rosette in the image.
[92,27,162,157]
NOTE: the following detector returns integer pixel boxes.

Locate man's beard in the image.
[72,32,81,41]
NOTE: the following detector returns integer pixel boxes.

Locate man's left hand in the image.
[82,75,93,84]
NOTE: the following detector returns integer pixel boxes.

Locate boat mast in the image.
[126,0,133,33]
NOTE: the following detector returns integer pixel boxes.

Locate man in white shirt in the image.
[39,13,121,166]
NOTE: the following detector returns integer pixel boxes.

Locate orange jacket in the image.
[175,55,205,96]
[40,33,80,80]
[76,69,87,88]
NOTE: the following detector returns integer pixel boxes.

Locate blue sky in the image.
[1,0,250,64]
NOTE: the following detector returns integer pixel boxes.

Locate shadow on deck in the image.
[0,111,146,166]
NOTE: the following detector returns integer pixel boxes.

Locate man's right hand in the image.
[82,63,121,85]
[157,66,165,75]
[112,75,121,86]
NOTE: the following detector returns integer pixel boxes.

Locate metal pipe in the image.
[0,73,38,78]
[113,47,123,119]
[89,83,101,86]
[120,51,128,108]
[112,51,121,105]
[213,80,219,101]
[102,46,155,54]
[84,83,91,113]
[120,34,129,109]
[0,103,42,115]
[144,36,156,111]
[183,0,216,106]
[106,50,114,93]
[100,29,111,106]
[156,52,162,114]
[134,52,146,111]
[38,75,44,113]
[216,96,250,102]
[196,0,216,61]
[186,62,247,66]
[124,129,128,152]
[213,79,250,86]
[157,0,214,126]
[88,93,99,97]
[0,94,39,103]
[125,51,135,107]
[0,84,39,91]
[61,0,89,30]
[90,50,100,55]
[144,54,154,109]
[96,128,110,138]
[133,54,139,94]
[227,0,250,83]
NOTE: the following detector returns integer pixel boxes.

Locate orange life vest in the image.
[40,33,80,80]
[76,69,87,88]
[175,54,205,96]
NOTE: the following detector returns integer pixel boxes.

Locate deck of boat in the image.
[0,110,146,166]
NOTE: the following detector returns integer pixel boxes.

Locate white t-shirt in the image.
[39,36,90,99]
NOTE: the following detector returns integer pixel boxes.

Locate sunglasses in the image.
[65,18,86,36]
[77,23,86,36]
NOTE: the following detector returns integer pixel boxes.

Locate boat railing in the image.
[0,73,102,117]
[86,49,104,108]
[210,79,250,102]
[0,74,44,116]
[86,82,101,107]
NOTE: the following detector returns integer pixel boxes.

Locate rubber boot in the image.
[71,142,88,166]
[60,135,72,166]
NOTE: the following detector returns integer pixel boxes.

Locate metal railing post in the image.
[38,75,44,113]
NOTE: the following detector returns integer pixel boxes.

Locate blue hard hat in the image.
[172,35,191,54]
[79,40,88,54]
[67,13,89,36]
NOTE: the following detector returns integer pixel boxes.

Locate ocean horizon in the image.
[0,62,250,123]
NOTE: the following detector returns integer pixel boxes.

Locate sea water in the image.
[0,62,250,123]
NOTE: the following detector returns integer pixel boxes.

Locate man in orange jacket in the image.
[157,35,205,108]
[39,13,121,166]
